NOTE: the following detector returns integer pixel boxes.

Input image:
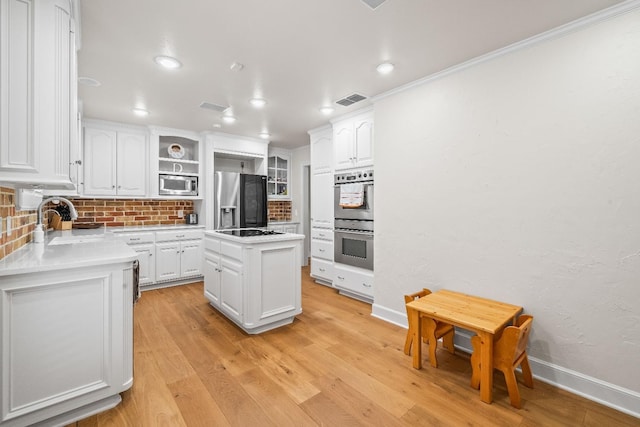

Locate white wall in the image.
[373,7,640,413]
[291,145,310,224]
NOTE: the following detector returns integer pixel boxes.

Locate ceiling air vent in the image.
[335,93,367,107]
[361,0,386,10]
[199,101,228,113]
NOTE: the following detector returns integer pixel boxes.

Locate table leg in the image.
[409,307,422,369]
[479,331,494,403]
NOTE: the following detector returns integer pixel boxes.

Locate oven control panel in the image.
[334,169,373,184]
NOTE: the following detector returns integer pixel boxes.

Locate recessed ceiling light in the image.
[154,55,182,69]
[376,62,394,74]
[133,108,149,117]
[78,76,101,87]
[230,62,244,72]
[259,132,270,139]
[212,124,222,128]
[222,115,236,124]
[319,106,334,115]
[250,98,267,108]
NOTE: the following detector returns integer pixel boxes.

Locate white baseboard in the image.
[371,303,640,419]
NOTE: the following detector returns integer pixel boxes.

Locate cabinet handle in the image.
[337,276,345,280]
[118,185,121,189]
[363,283,372,288]
[112,185,115,189]
[177,251,180,254]
[319,248,325,252]
[182,250,185,253]
[176,234,185,238]
[130,238,140,241]
[319,268,325,272]
[149,253,152,256]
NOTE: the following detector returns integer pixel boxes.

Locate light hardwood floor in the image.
[70,266,638,427]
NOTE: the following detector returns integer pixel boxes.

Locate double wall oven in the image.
[334,169,374,270]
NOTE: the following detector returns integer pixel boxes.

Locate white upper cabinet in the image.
[83,123,147,196]
[309,126,334,229]
[332,110,374,171]
[310,126,333,175]
[267,148,291,199]
[0,0,77,189]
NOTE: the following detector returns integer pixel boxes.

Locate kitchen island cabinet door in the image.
[204,253,221,306]
[155,241,181,282]
[220,258,243,323]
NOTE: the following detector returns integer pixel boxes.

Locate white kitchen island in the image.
[0,232,137,427]
[204,230,304,334]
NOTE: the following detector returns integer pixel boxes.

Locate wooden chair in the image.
[404,289,455,368]
[470,314,534,408]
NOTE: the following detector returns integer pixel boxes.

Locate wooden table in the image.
[406,289,522,404]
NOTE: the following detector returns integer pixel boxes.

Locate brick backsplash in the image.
[268,200,292,222]
[69,198,195,227]
[0,187,37,260]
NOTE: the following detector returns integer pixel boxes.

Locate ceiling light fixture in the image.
[259,132,270,139]
[319,106,334,115]
[133,108,149,117]
[154,55,182,69]
[230,62,244,72]
[250,98,267,108]
[222,115,236,124]
[376,62,394,74]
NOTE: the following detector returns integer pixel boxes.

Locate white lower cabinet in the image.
[114,231,156,286]
[333,263,374,302]
[204,232,303,334]
[0,262,134,426]
[155,241,182,282]
[132,243,155,285]
[310,228,334,285]
[115,227,204,289]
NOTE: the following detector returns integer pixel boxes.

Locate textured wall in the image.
[0,187,37,259]
[268,200,292,222]
[373,9,640,394]
[69,198,195,227]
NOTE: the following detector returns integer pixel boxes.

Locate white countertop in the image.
[0,229,137,277]
[205,229,304,243]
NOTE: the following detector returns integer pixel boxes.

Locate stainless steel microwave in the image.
[159,174,198,196]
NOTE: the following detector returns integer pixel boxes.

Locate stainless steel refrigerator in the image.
[214,172,268,229]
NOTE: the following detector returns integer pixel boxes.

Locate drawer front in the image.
[311,240,333,260]
[204,236,221,253]
[114,232,155,245]
[311,257,333,282]
[156,229,203,242]
[220,240,243,262]
[311,228,333,241]
[334,265,374,297]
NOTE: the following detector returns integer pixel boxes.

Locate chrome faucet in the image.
[33,197,78,243]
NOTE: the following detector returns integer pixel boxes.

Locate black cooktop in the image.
[217,229,284,237]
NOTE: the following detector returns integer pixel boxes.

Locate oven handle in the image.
[334,229,374,237]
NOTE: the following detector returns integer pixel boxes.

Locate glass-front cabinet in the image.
[267,149,291,199]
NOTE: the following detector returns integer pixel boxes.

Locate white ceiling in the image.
[77,0,625,150]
